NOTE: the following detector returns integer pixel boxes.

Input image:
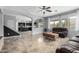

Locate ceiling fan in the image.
[39,6,52,14]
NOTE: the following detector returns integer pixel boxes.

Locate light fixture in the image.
[39,6,52,14]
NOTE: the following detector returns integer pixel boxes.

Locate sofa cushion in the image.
[52,28,68,32]
[56,48,73,53]
[70,37,79,42]
[69,41,79,49]
[52,28,68,38]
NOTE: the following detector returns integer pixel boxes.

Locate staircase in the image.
[4,26,20,37]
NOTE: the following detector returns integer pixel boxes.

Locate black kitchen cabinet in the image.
[18,22,32,32]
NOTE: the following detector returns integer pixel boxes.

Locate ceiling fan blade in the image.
[46,7,51,9]
[46,10,52,12]
[39,6,46,10]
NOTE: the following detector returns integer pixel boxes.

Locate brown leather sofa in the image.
[52,28,68,38]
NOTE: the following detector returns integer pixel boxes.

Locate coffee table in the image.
[43,32,59,41]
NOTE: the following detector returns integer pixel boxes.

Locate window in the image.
[69,16,76,30]
[61,19,70,28]
[50,16,76,30]
[50,20,60,28]
[50,21,55,28]
[61,20,65,27]
[54,21,60,27]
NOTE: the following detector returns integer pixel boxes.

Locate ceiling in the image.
[0,6,79,18]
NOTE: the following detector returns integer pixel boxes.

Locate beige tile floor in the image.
[1,31,69,53]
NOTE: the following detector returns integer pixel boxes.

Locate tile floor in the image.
[1,31,69,53]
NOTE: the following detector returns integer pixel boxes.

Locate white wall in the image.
[32,28,43,35]
[4,15,17,31]
[0,11,3,36]
[32,18,44,35]
[43,17,51,31]
[0,9,4,51]
[76,10,79,31]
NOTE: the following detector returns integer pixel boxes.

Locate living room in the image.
[0,6,79,53]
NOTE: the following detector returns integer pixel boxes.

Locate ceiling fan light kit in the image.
[39,6,52,14]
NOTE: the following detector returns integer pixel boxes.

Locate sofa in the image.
[52,28,68,38]
[56,36,79,53]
